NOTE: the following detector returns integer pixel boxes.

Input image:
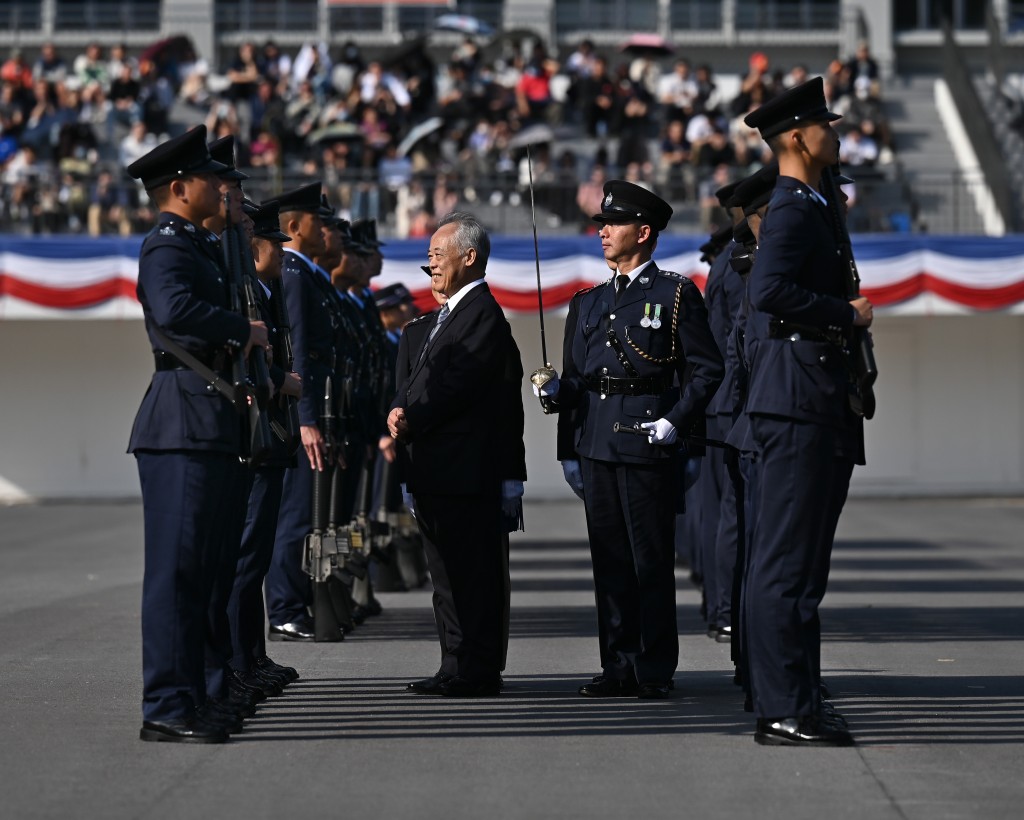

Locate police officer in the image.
[266,181,337,641]
[127,125,268,743]
[537,181,723,698]
[227,200,303,689]
[741,77,872,746]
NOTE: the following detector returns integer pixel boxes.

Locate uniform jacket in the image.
[280,249,342,426]
[744,175,859,431]
[557,263,723,465]
[391,283,515,495]
[704,241,748,418]
[128,212,249,454]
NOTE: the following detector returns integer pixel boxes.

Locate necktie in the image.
[615,274,630,304]
[419,303,450,362]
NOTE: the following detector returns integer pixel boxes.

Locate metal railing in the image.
[734,0,840,31]
[53,0,161,31]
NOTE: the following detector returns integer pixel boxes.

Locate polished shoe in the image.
[254,666,290,689]
[226,686,259,716]
[268,618,315,642]
[819,680,833,699]
[578,675,639,698]
[350,605,368,625]
[234,668,282,697]
[140,717,228,744]
[820,700,849,728]
[438,675,501,698]
[755,716,854,747]
[637,682,671,699]
[363,597,383,617]
[228,674,267,703]
[197,704,244,735]
[714,625,733,643]
[257,655,299,682]
[706,625,718,639]
[406,671,454,695]
[206,697,249,723]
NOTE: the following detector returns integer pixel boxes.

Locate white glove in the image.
[531,373,560,398]
[640,418,678,446]
[561,459,585,500]
[501,479,524,519]
[401,483,416,519]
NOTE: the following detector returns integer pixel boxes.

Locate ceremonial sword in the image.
[525,144,558,413]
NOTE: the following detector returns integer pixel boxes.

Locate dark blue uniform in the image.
[742,176,864,721]
[558,265,723,685]
[267,249,343,628]
[129,212,249,723]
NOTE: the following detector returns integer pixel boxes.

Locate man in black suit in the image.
[387,212,516,698]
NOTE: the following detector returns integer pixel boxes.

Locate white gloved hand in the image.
[561,460,585,500]
[401,483,416,519]
[640,418,678,446]
[531,375,560,398]
[501,479,524,520]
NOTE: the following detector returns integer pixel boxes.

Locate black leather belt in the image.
[154,349,229,372]
[586,375,673,396]
[768,319,845,346]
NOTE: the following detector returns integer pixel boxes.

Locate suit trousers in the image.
[228,466,285,671]
[580,456,679,685]
[267,461,314,626]
[414,491,504,682]
[136,450,241,721]
[745,414,854,719]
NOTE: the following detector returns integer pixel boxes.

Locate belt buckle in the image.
[598,374,611,400]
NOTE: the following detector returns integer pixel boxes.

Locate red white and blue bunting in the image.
[3,235,1024,319]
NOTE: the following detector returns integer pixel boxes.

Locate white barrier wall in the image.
[1,313,1023,501]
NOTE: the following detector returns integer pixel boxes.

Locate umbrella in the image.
[433,14,495,37]
[307,122,363,145]
[620,33,674,57]
[508,123,555,149]
[396,116,445,157]
[139,35,197,65]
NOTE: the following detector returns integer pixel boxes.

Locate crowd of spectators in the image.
[0,35,894,237]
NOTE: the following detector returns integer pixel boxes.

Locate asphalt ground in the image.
[1,498,1023,820]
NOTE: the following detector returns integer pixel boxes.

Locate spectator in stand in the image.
[839,125,879,168]
[108,59,140,138]
[576,55,617,138]
[107,44,129,83]
[0,81,26,137]
[659,59,699,124]
[698,162,732,231]
[74,43,108,90]
[87,168,131,235]
[615,66,655,169]
[262,40,292,90]
[694,63,723,115]
[846,41,879,86]
[731,51,775,117]
[2,49,33,90]
[250,78,287,144]
[695,124,735,169]
[227,42,264,104]
[659,118,692,200]
[249,128,281,168]
[33,43,67,85]
[136,59,174,135]
[565,39,598,81]
[119,120,157,169]
[22,79,57,151]
[575,162,606,233]
[783,63,810,90]
[516,44,558,124]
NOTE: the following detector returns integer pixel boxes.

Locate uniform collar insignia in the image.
[639,276,650,285]
[159,226,175,236]
[183,223,196,233]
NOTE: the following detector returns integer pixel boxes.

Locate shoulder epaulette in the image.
[782,186,811,201]
[658,269,692,284]
[406,312,433,326]
[572,284,598,299]
[152,219,195,239]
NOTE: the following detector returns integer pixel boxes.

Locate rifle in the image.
[221,196,275,463]
[820,167,878,420]
[267,278,301,454]
[302,376,354,641]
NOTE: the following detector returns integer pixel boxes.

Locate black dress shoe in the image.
[257,655,299,682]
[637,682,671,699]
[206,697,248,722]
[228,674,267,703]
[714,625,733,643]
[406,671,453,695]
[578,675,639,697]
[268,618,315,642]
[706,625,718,639]
[140,717,228,744]
[254,666,290,689]
[363,597,383,617]
[234,668,282,697]
[197,705,244,735]
[438,675,501,698]
[820,700,849,728]
[819,680,833,699]
[226,686,259,716]
[755,716,854,747]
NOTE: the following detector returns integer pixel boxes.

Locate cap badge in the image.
[603,192,613,207]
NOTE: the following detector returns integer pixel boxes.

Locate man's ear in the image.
[636,224,653,245]
[464,246,478,267]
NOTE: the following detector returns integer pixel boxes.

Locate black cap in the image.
[208,135,248,181]
[252,201,291,241]
[351,218,385,249]
[833,164,855,185]
[420,264,431,275]
[728,162,780,215]
[241,196,259,215]
[318,193,337,221]
[126,125,229,190]
[700,224,733,257]
[269,182,323,214]
[743,76,840,140]
[715,180,740,208]
[373,283,413,310]
[592,180,673,232]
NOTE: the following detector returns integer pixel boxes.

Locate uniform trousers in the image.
[204,460,250,699]
[136,450,241,721]
[267,461,314,626]
[700,416,729,627]
[580,456,679,685]
[745,415,853,719]
[414,491,504,682]
[228,466,285,671]
[718,446,744,663]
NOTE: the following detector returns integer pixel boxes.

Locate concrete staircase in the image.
[883,75,986,234]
